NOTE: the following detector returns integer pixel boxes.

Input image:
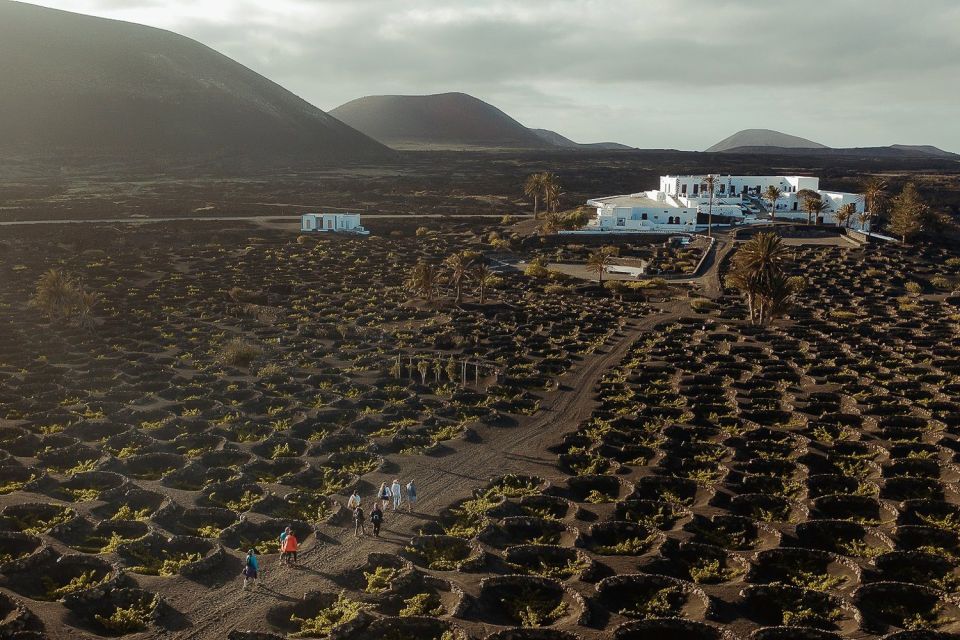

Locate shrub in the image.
[363,566,398,594]
[30,269,98,328]
[525,257,549,278]
[291,593,371,638]
[399,592,445,617]
[416,227,430,237]
[217,339,261,368]
[44,570,109,599]
[905,281,924,295]
[500,585,568,627]
[94,596,158,634]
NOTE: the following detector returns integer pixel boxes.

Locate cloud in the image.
[23,0,960,151]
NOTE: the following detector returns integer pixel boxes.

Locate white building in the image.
[580,175,868,233]
[301,213,369,235]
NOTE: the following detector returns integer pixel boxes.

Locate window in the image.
[681,185,687,195]
[641,213,648,221]
[616,218,625,226]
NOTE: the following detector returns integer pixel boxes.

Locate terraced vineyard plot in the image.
[0,221,640,638]
[414,240,960,639]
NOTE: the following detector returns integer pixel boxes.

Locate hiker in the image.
[347,491,361,510]
[281,529,298,565]
[242,548,260,590]
[390,479,402,511]
[278,526,291,565]
[405,480,417,513]
[370,503,384,537]
[378,482,392,510]
[354,504,366,537]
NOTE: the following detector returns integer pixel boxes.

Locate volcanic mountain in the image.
[0,1,388,162]
[706,129,828,153]
[330,92,634,151]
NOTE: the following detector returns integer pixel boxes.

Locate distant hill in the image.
[0,1,388,162]
[707,145,960,160]
[331,93,633,151]
[890,144,958,158]
[330,93,550,150]
[530,128,634,151]
[706,129,828,153]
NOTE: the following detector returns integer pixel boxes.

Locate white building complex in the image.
[300,213,369,235]
[580,175,867,234]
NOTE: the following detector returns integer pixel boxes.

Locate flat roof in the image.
[589,193,675,208]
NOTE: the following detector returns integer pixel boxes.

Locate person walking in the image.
[390,479,402,511]
[354,504,366,537]
[279,526,291,565]
[370,503,384,537]
[281,529,298,565]
[378,482,392,511]
[242,549,260,590]
[347,491,361,510]
[405,480,417,513]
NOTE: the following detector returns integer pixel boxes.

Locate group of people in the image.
[242,526,299,590]
[241,480,419,589]
[348,479,417,538]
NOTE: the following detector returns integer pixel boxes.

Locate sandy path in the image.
[162,306,680,639]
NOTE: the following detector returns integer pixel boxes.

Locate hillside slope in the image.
[330,92,553,150]
[0,1,388,161]
[706,129,828,153]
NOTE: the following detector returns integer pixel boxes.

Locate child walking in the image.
[371,503,384,537]
[354,504,366,537]
[242,549,260,590]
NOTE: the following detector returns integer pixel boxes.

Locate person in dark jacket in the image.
[370,503,384,537]
[354,505,366,537]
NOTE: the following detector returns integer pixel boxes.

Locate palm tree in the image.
[835,202,856,228]
[857,209,873,231]
[444,251,476,304]
[544,175,563,215]
[796,189,820,225]
[757,271,802,325]
[729,231,789,324]
[586,246,618,284]
[524,173,547,219]
[764,186,783,223]
[406,260,439,301]
[860,177,889,221]
[473,263,499,303]
[805,198,827,225]
[703,174,717,237]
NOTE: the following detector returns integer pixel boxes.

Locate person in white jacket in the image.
[390,479,402,511]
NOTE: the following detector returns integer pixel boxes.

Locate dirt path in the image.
[166,306,682,639]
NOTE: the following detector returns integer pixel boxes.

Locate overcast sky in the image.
[26,0,960,151]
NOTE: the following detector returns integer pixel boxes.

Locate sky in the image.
[24,0,960,151]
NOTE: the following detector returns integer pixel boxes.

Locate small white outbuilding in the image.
[301,213,369,235]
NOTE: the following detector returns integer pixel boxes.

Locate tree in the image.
[796,189,821,225]
[888,182,929,243]
[728,232,792,325]
[703,174,717,237]
[544,175,564,214]
[757,271,804,325]
[473,263,500,303]
[30,269,98,328]
[835,202,856,228]
[860,177,889,221]
[586,246,619,283]
[523,173,547,219]
[524,172,561,219]
[406,260,439,301]
[417,360,429,385]
[444,251,477,304]
[805,198,827,226]
[764,186,783,223]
